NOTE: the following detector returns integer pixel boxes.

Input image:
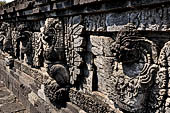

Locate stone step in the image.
[66,102,83,113]
[0,86,16,106]
[0,81,27,113]
[0,102,26,113]
[0,81,5,88]
[61,108,73,113]
[60,102,86,113]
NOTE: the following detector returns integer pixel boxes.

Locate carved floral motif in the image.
[32,32,43,67]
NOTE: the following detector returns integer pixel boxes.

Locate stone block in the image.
[106,12,129,32]
[30,104,40,113]
[1,102,26,113]
[12,79,20,98]
[19,92,31,112]
[21,64,32,76]
[14,60,21,71]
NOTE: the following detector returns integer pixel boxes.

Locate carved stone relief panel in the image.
[0,22,14,68]
[129,7,170,31]
[149,41,170,113]
[40,18,70,104]
[64,16,85,85]
[111,23,158,112]
[0,26,5,51]
[89,35,115,94]
[41,18,65,67]
[11,28,19,59]
[32,32,43,68]
[84,14,106,32]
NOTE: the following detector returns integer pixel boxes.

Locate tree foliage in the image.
[0,0,6,6]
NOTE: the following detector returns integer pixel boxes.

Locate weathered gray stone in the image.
[1,0,170,113]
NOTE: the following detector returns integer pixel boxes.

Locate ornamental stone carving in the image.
[17,24,33,65]
[0,27,5,51]
[148,41,170,113]
[2,1,170,113]
[41,18,65,69]
[32,31,43,68]
[44,64,70,104]
[41,18,70,104]
[0,22,13,55]
[65,16,85,85]
[111,23,158,112]
[0,22,14,68]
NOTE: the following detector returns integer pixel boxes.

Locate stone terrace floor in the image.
[0,81,27,113]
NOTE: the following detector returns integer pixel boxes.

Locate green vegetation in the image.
[0,0,6,6]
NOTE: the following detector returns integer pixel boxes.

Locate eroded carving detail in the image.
[42,18,70,104]
[65,17,85,85]
[1,22,13,55]
[32,32,43,68]
[148,41,170,112]
[11,28,19,59]
[111,23,158,112]
[0,22,14,68]
[42,18,64,69]
[17,24,33,65]
[0,29,5,51]
[44,64,70,104]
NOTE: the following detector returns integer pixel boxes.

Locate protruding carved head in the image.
[49,64,69,87]
[112,23,158,112]
[45,64,70,104]
[43,18,61,42]
[42,18,65,63]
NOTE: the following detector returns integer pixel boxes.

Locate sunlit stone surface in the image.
[1,0,170,113]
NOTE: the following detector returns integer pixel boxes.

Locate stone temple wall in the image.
[1,0,170,113]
